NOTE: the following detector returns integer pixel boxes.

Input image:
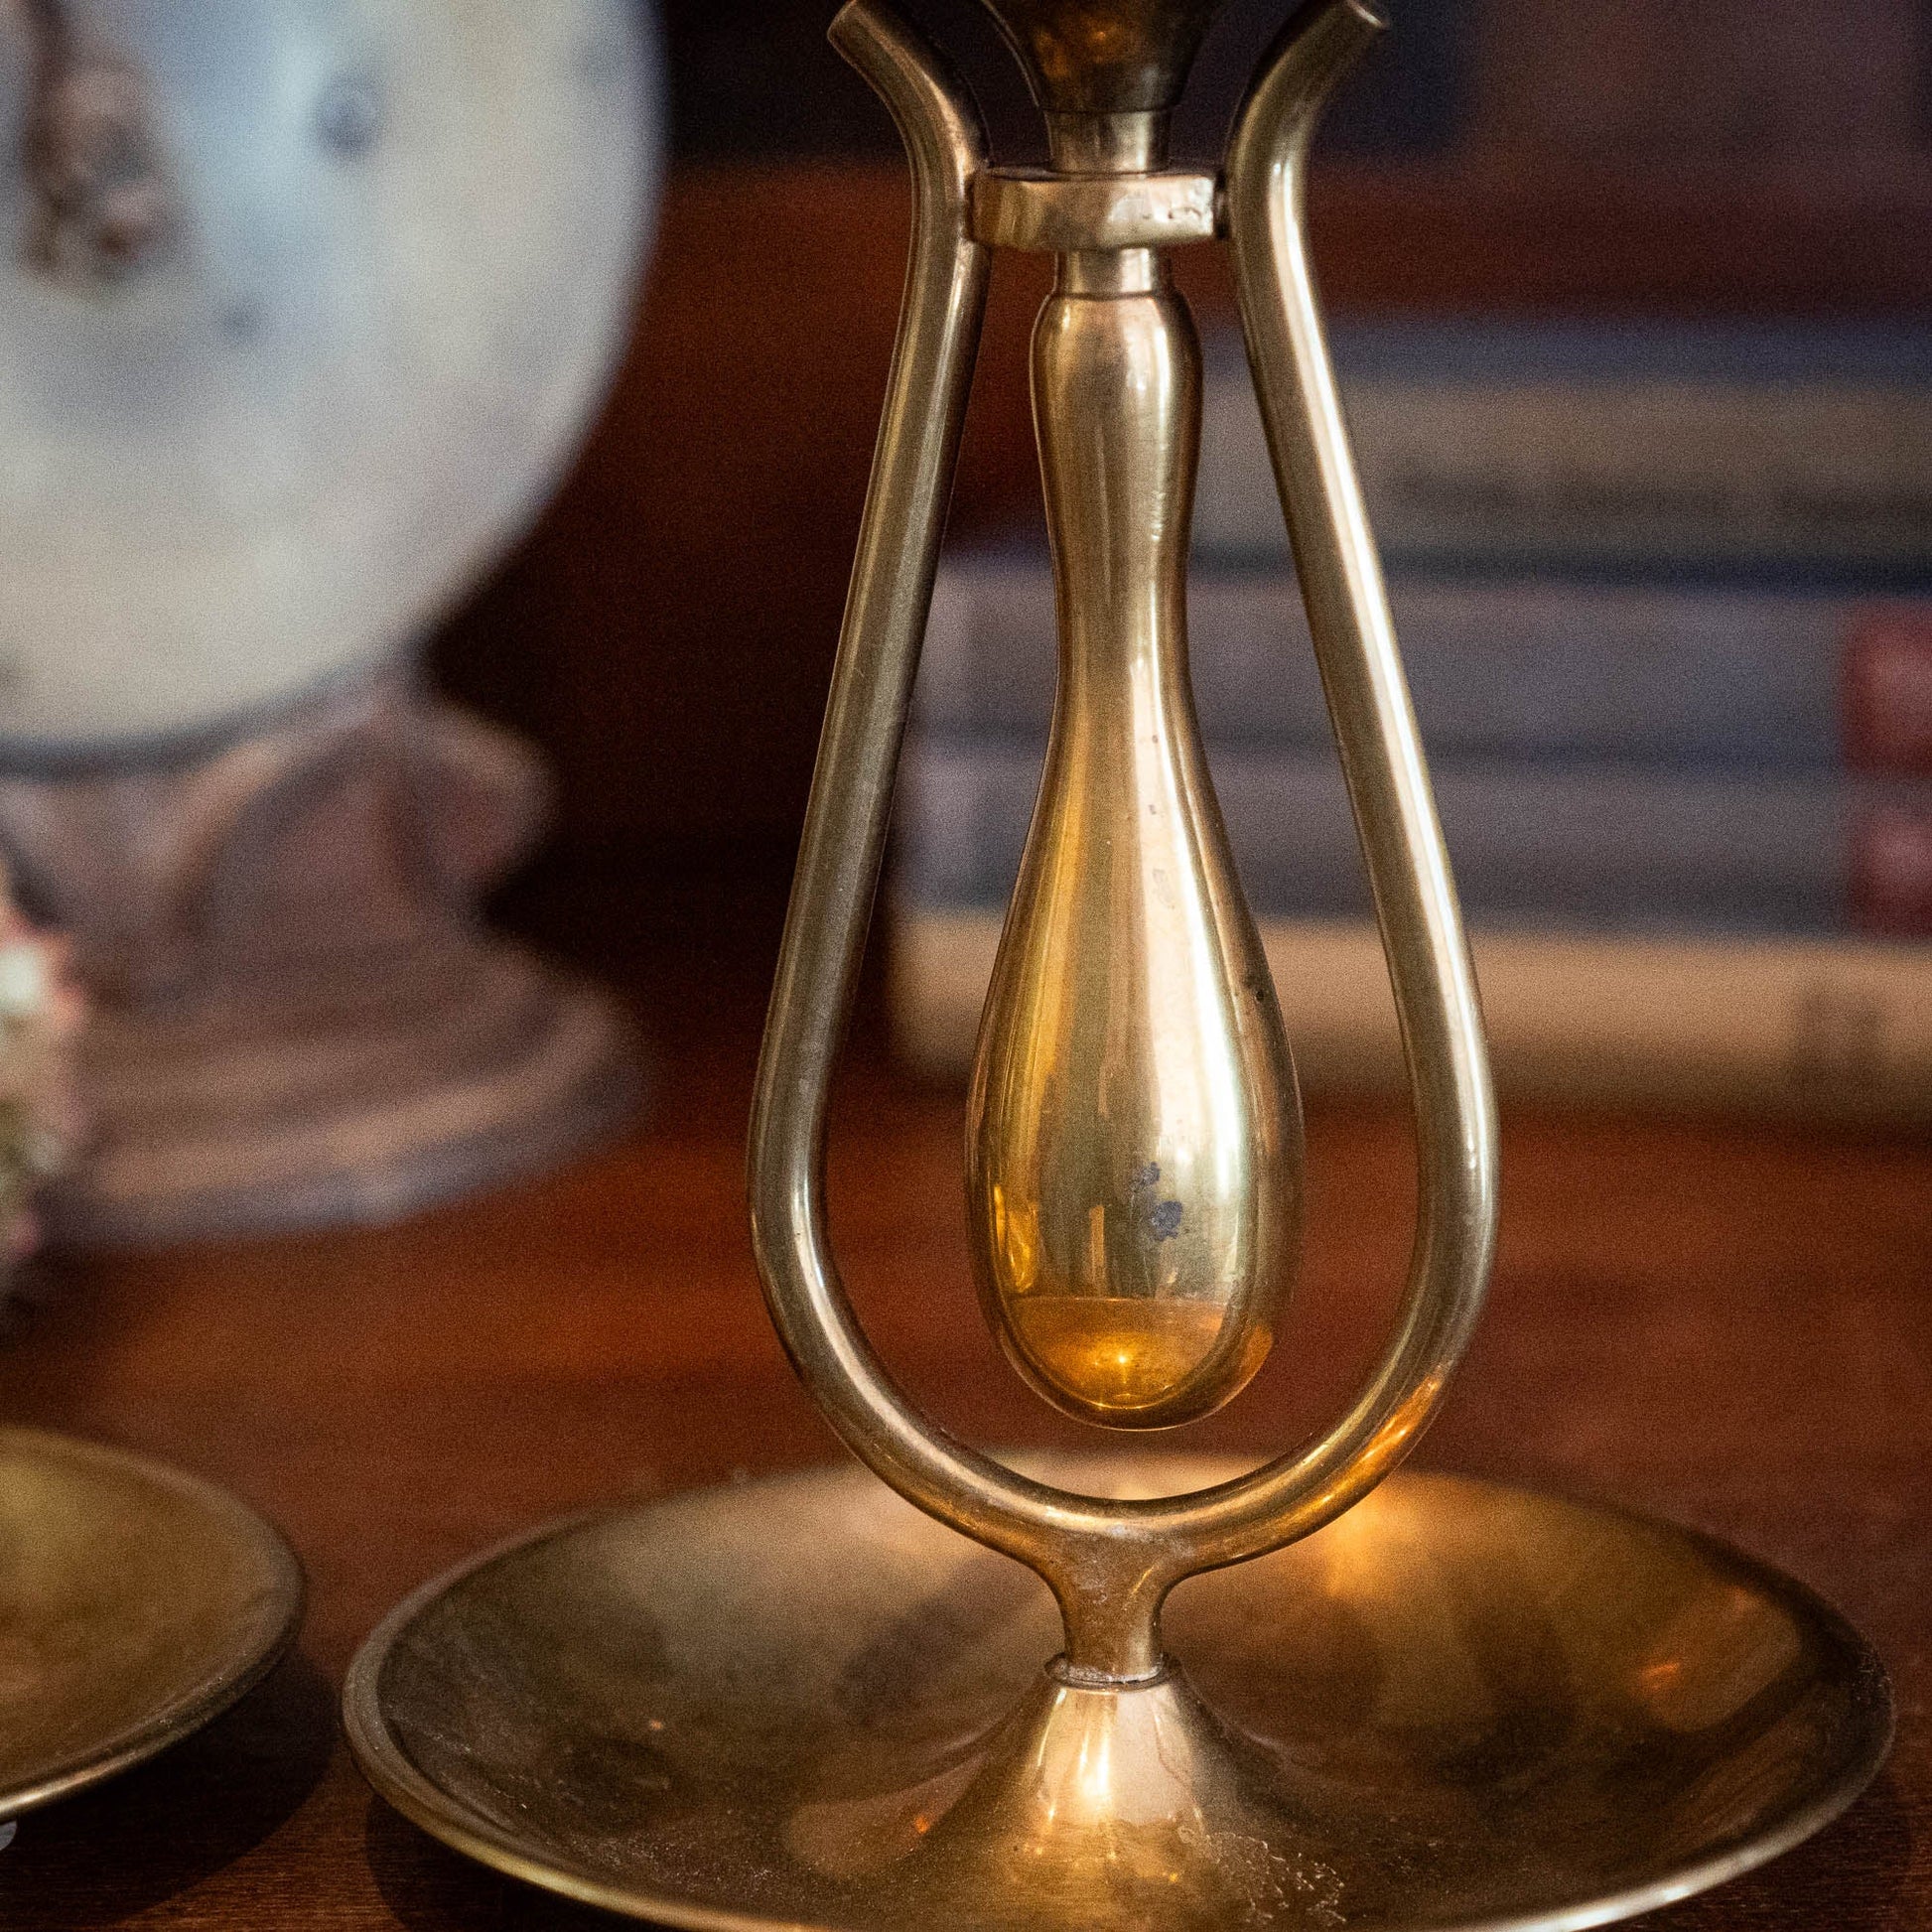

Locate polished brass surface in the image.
[355,1,1886,1926]
[970,167,1218,252]
[1224,6,1494,1296]
[0,1427,304,1819]
[967,249,1302,1431]
[1042,108,1169,173]
[751,0,1495,1686]
[345,1456,1894,1931]
[976,0,1227,115]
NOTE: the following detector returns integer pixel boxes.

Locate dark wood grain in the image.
[0,897,1924,1929]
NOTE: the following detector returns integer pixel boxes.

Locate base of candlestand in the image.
[0,1429,304,1822]
[344,1453,1889,1932]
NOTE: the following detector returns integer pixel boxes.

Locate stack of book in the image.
[890,319,1932,1121]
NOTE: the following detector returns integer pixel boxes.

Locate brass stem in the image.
[965,247,1303,1451]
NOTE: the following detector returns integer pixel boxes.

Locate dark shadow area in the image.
[661,0,1471,166]
[366,1796,625,1931]
[0,1651,336,1929]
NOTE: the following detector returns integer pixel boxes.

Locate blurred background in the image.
[436,0,1932,1053]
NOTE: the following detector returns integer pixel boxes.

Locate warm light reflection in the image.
[1009,1294,1269,1415]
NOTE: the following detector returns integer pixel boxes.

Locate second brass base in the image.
[0,1429,305,1820]
[345,1455,1890,1931]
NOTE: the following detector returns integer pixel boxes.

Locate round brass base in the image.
[345,1456,1890,1932]
[0,1429,305,1820]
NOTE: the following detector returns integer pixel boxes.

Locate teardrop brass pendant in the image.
[966,249,1304,1431]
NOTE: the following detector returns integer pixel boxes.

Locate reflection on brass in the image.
[967,208,1300,1430]
[0,1428,304,1819]
[348,1,1893,1925]
[344,1457,1894,1930]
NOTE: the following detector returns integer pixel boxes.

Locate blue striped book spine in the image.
[897,739,1932,939]
[1196,320,1932,581]
[917,553,1932,773]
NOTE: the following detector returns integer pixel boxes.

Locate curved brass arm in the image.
[750,0,1498,1684]
[1221,0,1500,1520]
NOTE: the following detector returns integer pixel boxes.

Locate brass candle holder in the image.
[345,3,1892,1925]
[0,1430,302,1823]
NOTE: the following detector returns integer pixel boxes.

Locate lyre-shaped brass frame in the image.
[342,8,1896,1923]
[748,0,1498,1683]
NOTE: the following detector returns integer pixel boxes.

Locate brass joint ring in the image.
[969,167,1220,252]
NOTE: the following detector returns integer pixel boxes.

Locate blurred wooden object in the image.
[0,936,1923,1925]
[440,157,1932,860]
[1,673,635,1246]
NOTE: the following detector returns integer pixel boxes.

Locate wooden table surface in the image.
[0,922,1926,1930]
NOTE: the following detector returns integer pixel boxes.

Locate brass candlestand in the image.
[344,4,1892,1925]
[0,1430,302,1823]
